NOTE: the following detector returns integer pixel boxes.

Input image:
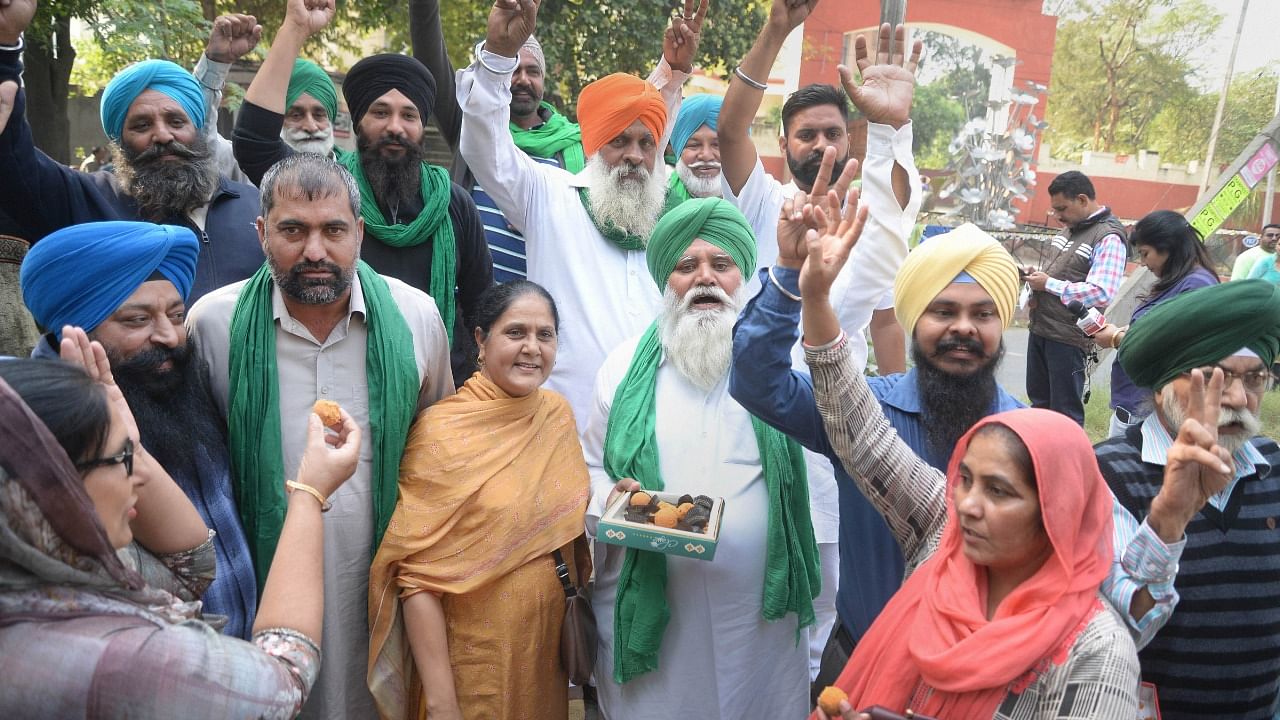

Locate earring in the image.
[477,356,485,369]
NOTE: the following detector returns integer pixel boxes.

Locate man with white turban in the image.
[585,197,819,717]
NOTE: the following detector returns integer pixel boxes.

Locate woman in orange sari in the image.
[368,281,590,720]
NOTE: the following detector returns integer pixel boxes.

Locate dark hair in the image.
[781,84,850,137]
[1264,223,1280,234]
[474,280,560,339]
[1047,170,1096,201]
[260,153,361,220]
[972,422,1036,491]
[0,359,111,467]
[1130,210,1217,297]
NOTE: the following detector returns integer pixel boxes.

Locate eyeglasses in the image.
[1183,366,1271,394]
[76,439,134,476]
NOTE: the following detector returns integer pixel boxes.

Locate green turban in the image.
[1118,279,1280,389]
[645,197,756,288]
[286,59,339,122]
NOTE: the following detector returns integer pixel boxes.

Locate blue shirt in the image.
[730,266,1023,642]
[473,153,564,283]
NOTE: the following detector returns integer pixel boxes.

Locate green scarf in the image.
[227,261,420,592]
[578,187,683,251]
[666,170,692,206]
[336,148,458,345]
[511,102,586,175]
[602,321,821,683]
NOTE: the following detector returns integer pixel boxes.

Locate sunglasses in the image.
[76,439,135,477]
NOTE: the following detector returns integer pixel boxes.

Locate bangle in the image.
[475,40,516,74]
[733,65,768,91]
[1111,329,1125,350]
[768,266,802,302]
[286,480,332,512]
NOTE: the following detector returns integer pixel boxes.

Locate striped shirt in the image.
[1043,228,1127,308]
[472,153,565,283]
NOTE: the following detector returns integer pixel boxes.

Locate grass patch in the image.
[1083,384,1280,444]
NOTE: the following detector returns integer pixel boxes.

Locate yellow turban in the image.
[577,73,667,158]
[892,223,1020,334]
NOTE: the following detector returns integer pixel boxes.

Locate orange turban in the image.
[577,73,668,158]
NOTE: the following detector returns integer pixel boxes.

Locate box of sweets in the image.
[597,490,724,561]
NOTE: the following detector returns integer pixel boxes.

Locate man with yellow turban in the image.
[457,0,708,430]
[582,197,820,716]
[0,0,263,305]
[1096,279,1280,720]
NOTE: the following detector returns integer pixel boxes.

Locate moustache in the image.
[289,260,344,282]
[376,134,411,150]
[132,140,199,164]
[680,285,734,312]
[1219,407,1262,436]
[687,161,721,170]
[934,337,987,358]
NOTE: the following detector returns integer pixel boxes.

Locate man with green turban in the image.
[1097,278,1280,720]
[582,196,820,716]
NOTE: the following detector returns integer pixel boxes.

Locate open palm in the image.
[839,24,921,128]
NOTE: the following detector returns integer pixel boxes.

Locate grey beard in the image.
[657,284,743,392]
[113,135,219,222]
[1160,390,1261,457]
[676,159,723,198]
[582,153,668,242]
[282,126,335,156]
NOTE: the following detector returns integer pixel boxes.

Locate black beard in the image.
[111,339,227,479]
[357,131,427,220]
[510,82,542,119]
[787,149,849,190]
[268,257,354,305]
[913,339,1003,462]
[113,135,219,222]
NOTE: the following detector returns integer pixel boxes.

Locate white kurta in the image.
[457,47,686,432]
[583,336,810,719]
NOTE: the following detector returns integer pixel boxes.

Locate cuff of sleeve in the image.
[1123,518,1185,584]
[1044,278,1066,297]
[649,56,685,89]
[195,54,230,89]
[0,41,22,85]
[476,41,520,74]
[865,121,913,161]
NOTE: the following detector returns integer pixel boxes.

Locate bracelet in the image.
[1111,329,1125,350]
[475,41,516,75]
[733,65,768,91]
[803,329,847,352]
[768,266,802,302]
[286,480,332,512]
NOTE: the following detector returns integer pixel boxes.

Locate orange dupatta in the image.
[367,373,590,719]
[824,409,1114,719]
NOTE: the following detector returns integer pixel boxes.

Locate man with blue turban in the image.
[669,93,724,202]
[0,3,263,304]
[582,197,820,716]
[19,220,260,642]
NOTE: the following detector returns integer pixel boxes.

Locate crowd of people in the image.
[1,0,1279,718]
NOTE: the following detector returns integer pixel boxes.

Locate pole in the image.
[1265,72,1280,225]
[1200,0,1250,196]
[880,0,907,55]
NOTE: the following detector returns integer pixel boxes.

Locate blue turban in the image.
[100,60,206,141]
[671,94,723,157]
[21,222,200,336]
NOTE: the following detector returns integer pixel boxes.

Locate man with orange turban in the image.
[457,0,708,430]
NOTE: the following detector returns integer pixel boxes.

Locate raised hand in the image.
[777,147,859,269]
[206,13,263,64]
[663,0,708,74]
[839,23,921,129]
[486,0,541,59]
[1151,368,1234,541]
[0,0,36,45]
[285,0,334,38]
[767,0,820,34]
[59,325,141,447]
[798,185,868,301]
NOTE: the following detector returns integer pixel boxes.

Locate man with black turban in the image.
[0,0,263,304]
[233,0,490,385]
[1096,279,1280,720]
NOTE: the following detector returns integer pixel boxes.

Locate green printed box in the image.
[597,492,724,561]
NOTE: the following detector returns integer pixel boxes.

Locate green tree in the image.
[439,0,767,117]
[1146,68,1279,165]
[916,31,991,121]
[1044,0,1222,157]
[910,83,966,170]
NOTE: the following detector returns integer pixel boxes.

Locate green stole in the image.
[336,148,459,346]
[666,170,692,205]
[511,102,586,174]
[226,261,420,592]
[602,321,821,683]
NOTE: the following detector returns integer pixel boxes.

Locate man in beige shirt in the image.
[188,153,453,719]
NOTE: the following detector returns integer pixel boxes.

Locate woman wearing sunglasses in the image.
[0,327,361,719]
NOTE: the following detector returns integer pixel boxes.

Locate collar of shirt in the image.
[1139,412,1270,509]
[270,270,366,345]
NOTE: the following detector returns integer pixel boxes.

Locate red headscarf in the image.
[577,73,667,158]
[825,408,1114,718]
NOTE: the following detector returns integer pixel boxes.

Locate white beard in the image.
[676,158,723,198]
[658,284,744,392]
[1160,389,1262,456]
[582,153,668,243]
[281,126,336,156]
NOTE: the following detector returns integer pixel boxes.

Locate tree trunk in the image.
[22,16,76,165]
[201,0,218,22]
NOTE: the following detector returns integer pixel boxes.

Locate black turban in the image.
[1118,279,1280,389]
[342,54,436,129]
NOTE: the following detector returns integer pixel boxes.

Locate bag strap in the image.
[551,547,578,599]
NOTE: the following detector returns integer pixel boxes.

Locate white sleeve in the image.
[192,54,251,186]
[722,157,786,245]
[645,58,688,155]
